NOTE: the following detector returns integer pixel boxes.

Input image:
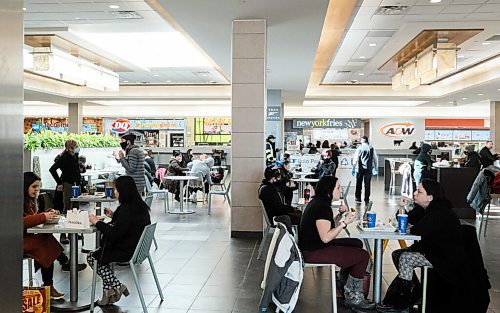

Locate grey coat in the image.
[119,144,145,193]
[467,167,498,213]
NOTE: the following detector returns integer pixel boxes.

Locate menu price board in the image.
[425,130,435,141]
[453,130,472,141]
[434,130,453,140]
[471,130,490,141]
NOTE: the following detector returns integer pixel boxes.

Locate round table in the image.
[164,176,199,214]
[291,177,319,201]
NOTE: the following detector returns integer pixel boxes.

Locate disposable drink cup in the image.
[105,187,114,198]
[398,214,409,234]
[366,212,377,228]
[71,185,80,198]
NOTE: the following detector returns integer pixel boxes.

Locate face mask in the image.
[74,147,80,154]
[120,142,128,150]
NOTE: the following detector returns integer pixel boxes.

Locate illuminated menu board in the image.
[471,130,490,141]
[453,130,472,141]
[434,130,453,140]
[425,130,435,140]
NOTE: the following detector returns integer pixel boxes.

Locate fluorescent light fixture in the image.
[358,73,365,76]
[359,56,366,59]
[89,100,231,106]
[462,97,468,100]
[457,55,465,58]
[303,100,428,107]
[482,42,491,46]
[75,17,80,20]
[369,43,377,47]
[430,0,442,3]
[23,7,26,11]
[109,4,120,9]
[75,31,213,68]
[477,93,484,96]
[153,74,159,77]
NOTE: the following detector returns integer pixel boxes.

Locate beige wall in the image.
[231,20,266,237]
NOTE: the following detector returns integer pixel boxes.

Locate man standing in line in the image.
[479,140,499,168]
[116,133,145,194]
[353,136,378,205]
[265,135,280,166]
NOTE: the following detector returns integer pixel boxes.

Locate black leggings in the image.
[34,261,54,286]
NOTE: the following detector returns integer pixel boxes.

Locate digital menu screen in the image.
[471,130,490,141]
[434,130,453,140]
[425,130,435,141]
[453,130,472,141]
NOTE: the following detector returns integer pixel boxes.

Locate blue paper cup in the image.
[105,187,114,198]
[366,212,377,228]
[398,214,408,234]
[71,185,80,198]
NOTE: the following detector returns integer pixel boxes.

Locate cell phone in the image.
[350,208,356,212]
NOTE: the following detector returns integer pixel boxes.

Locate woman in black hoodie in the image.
[378,179,465,312]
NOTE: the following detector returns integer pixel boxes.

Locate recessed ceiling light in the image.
[166,80,172,83]
[369,43,377,47]
[23,7,26,11]
[448,101,454,104]
[457,55,465,58]
[123,80,128,83]
[75,17,80,20]
[358,73,365,76]
[109,4,120,9]
[360,56,366,59]
[482,42,491,46]
[153,74,159,77]
[462,97,468,100]
[477,93,484,96]
[430,0,442,3]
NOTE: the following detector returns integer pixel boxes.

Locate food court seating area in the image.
[23,177,500,313]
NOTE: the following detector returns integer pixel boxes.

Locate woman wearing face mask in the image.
[258,167,302,225]
[298,176,374,311]
[314,149,337,179]
[378,179,465,313]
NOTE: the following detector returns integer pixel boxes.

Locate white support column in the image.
[68,101,83,134]
[231,20,267,237]
[491,101,500,149]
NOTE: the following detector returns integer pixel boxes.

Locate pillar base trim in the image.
[231,231,262,239]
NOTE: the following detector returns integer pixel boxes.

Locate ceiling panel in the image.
[380,0,417,6]
[451,0,488,3]
[441,4,481,13]
[407,5,445,15]
[475,3,500,12]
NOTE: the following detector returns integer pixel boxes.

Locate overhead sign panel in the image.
[292,118,360,129]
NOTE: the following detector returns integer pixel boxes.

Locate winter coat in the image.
[465,151,482,172]
[266,141,279,165]
[258,182,297,222]
[23,211,63,268]
[479,146,498,168]
[354,143,378,171]
[467,168,497,213]
[119,144,145,193]
[413,151,432,184]
[49,151,81,185]
[187,159,210,188]
[259,215,303,313]
[94,201,151,264]
[165,158,184,193]
[314,159,336,179]
[409,198,465,283]
[144,157,156,175]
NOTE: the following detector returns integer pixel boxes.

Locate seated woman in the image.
[165,151,185,201]
[298,176,374,311]
[23,172,68,300]
[378,179,465,313]
[87,176,151,306]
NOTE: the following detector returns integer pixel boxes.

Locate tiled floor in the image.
[25,177,500,312]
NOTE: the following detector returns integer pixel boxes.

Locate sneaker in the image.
[49,286,65,300]
[61,262,87,272]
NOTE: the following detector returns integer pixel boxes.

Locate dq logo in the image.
[111,119,131,133]
[380,122,415,137]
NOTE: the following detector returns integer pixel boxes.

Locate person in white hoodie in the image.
[186,154,214,202]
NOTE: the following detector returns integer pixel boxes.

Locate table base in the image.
[51,299,91,311]
[168,209,195,214]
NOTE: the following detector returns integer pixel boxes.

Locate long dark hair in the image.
[421,178,452,208]
[24,172,41,214]
[115,176,150,212]
[314,176,338,200]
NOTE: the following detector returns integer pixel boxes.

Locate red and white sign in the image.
[380,122,415,137]
[111,119,131,133]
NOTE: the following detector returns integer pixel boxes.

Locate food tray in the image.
[357,222,396,232]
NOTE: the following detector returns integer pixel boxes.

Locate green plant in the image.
[24,130,121,151]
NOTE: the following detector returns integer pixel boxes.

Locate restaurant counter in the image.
[151,146,232,167]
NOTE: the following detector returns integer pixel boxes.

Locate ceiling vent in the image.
[337,70,352,74]
[375,6,409,15]
[110,11,143,19]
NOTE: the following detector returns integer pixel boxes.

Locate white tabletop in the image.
[165,175,199,181]
[27,221,96,234]
[82,168,124,176]
[293,172,315,176]
[71,195,117,202]
[292,177,319,183]
[211,166,227,169]
[348,224,421,241]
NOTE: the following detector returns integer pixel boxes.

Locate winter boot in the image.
[378,276,419,312]
[344,275,376,310]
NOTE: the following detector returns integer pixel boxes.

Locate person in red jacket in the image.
[23,172,66,300]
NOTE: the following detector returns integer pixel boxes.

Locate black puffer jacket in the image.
[49,151,81,185]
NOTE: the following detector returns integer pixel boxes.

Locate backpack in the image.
[492,171,500,194]
[210,168,224,183]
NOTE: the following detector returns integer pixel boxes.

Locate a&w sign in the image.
[380,122,415,137]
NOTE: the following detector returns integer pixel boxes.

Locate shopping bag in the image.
[65,208,90,229]
[23,285,50,313]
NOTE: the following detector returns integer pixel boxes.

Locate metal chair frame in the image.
[208,182,231,215]
[90,223,164,313]
[145,175,170,213]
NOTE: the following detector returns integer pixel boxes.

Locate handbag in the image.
[23,284,50,313]
[65,208,90,229]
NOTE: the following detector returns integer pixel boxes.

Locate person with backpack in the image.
[353,136,378,205]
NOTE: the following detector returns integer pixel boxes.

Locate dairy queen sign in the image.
[380,122,415,137]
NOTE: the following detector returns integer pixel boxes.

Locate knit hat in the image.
[465,145,475,153]
[264,167,281,180]
[120,133,136,142]
[421,143,432,153]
